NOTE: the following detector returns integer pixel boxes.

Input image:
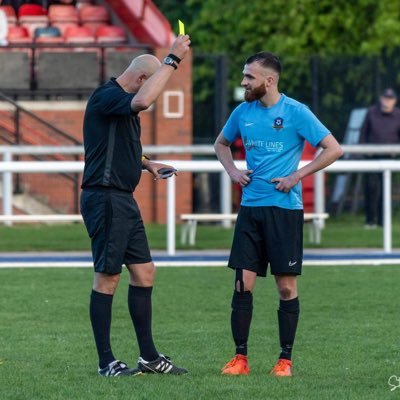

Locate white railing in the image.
[164,160,399,255]
[0,158,400,255]
[0,145,216,157]
[2,144,400,157]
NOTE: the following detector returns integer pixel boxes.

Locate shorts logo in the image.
[288,260,297,267]
[273,117,284,130]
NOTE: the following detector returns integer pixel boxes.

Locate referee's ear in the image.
[138,74,147,85]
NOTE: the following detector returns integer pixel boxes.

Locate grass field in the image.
[1,265,399,400]
[0,214,398,252]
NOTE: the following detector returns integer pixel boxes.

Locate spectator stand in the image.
[0,0,143,98]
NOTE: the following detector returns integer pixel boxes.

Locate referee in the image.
[215,52,343,377]
[81,34,190,376]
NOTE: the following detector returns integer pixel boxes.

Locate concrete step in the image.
[0,180,56,215]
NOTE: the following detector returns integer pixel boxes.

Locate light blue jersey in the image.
[222,94,330,209]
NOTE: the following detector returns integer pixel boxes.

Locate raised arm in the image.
[131,35,191,113]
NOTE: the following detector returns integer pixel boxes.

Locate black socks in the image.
[90,290,116,369]
[90,286,159,368]
[231,290,253,356]
[278,297,300,360]
[128,285,159,361]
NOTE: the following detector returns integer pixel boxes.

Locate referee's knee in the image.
[277,286,297,300]
[128,262,156,287]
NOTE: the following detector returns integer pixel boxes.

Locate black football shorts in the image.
[228,205,303,277]
[80,188,152,274]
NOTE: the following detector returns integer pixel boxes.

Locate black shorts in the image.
[228,206,303,277]
[80,188,152,275]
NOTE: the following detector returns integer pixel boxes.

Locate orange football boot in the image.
[270,358,292,377]
[221,354,250,375]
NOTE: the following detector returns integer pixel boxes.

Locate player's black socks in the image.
[90,290,116,369]
[231,290,253,356]
[128,285,159,361]
[278,297,300,361]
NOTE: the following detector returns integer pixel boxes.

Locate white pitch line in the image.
[0,259,400,268]
[0,262,93,268]
[304,259,400,266]
[0,261,225,268]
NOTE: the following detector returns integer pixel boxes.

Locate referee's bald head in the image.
[117,54,161,93]
[127,54,161,76]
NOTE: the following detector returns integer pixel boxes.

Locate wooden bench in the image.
[180,212,329,246]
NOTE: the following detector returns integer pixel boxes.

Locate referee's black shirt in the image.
[82,78,143,193]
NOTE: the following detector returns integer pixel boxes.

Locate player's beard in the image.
[244,83,267,102]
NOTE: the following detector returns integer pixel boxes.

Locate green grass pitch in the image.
[0,265,399,400]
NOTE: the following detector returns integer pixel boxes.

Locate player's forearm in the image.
[214,142,237,175]
[131,65,175,112]
[297,144,343,180]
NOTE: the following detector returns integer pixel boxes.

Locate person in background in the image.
[359,88,400,228]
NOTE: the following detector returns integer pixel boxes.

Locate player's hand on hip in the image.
[271,172,300,193]
[169,34,191,60]
[229,168,253,187]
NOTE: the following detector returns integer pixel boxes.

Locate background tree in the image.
[155,0,400,140]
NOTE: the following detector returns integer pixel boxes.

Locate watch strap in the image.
[164,57,178,70]
[167,53,181,64]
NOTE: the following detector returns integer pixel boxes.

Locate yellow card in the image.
[178,20,185,35]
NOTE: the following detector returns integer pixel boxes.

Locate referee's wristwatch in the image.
[163,53,181,70]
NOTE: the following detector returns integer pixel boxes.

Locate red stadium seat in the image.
[18,4,47,17]
[82,21,107,35]
[48,5,79,23]
[19,4,49,37]
[7,25,31,43]
[35,36,64,44]
[64,25,95,43]
[96,25,127,43]
[0,5,17,25]
[79,5,109,23]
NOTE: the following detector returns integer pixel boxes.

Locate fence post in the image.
[314,170,325,227]
[14,108,22,193]
[167,175,176,255]
[220,171,232,227]
[3,151,13,226]
[383,169,392,253]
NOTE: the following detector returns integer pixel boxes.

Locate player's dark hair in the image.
[245,52,281,74]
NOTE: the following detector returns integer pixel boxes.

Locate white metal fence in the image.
[1,156,400,254]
